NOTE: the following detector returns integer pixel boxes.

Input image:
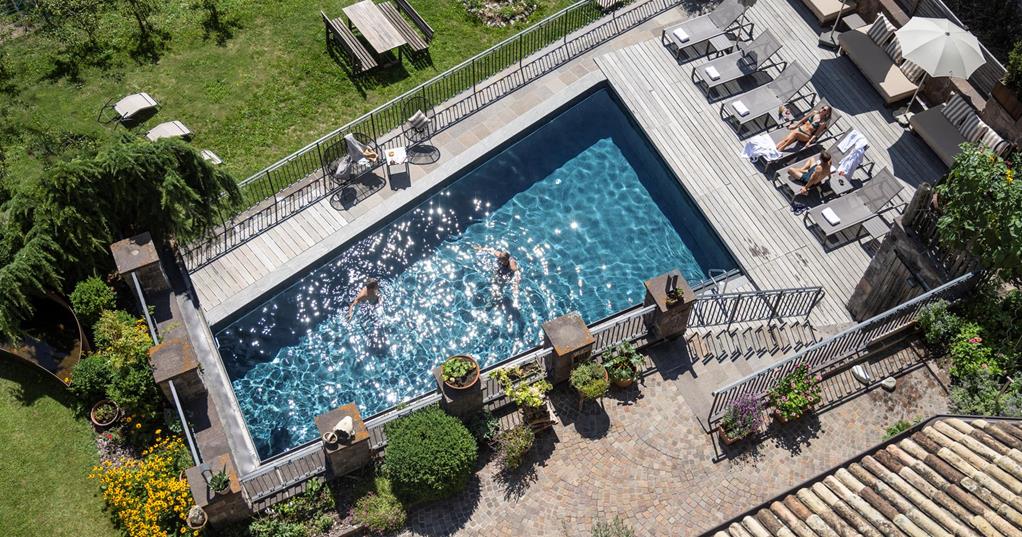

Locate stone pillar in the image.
[643,270,695,341]
[149,335,202,402]
[110,232,169,293]
[315,404,371,479]
[433,359,483,419]
[542,313,594,385]
[848,189,950,321]
[185,453,251,527]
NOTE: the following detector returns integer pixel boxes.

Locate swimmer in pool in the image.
[474,244,521,299]
[347,278,382,320]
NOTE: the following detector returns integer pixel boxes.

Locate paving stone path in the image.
[398,340,948,536]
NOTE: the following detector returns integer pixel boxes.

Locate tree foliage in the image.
[0,137,240,340]
[937,143,1022,284]
[945,0,1022,62]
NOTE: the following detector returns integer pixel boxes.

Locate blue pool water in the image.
[216,88,737,459]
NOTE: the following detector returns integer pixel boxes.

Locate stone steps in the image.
[711,418,1022,537]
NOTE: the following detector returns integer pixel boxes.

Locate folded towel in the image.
[822,207,841,226]
[673,28,690,43]
[740,133,783,162]
[838,129,865,153]
[704,66,721,80]
[732,100,750,117]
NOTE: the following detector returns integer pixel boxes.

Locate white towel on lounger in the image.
[732,100,750,116]
[705,66,721,80]
[740,133,782,162]
[822,207,841,226]
[673,28,690,43]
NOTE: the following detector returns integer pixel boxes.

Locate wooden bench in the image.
[379,1,429,53]
[321,10,378,72]
[396,0,434,42]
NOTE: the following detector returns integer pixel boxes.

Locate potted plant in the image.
[186,505,208,530]
[665,287,687,306]
[570,361,609,410]
[208,467,230,495]
[602,341,645,389]
[493,367,553,423]
[768,364,822,424]
[90,399,120,428]
[441,355,480,390]
[718,394,763,445]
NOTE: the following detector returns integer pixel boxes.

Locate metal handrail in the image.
[169,380,202,466]
[688,286,825,328]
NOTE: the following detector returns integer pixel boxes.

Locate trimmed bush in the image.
[108,362,161,418]
[68,354,113,403]
[383,406,477,502]
[917,299,962,351]
[570,361,609,402]
[70,277,116,330]
[352,491,406,535]
[496,424,534,471]
[93,310,152,371]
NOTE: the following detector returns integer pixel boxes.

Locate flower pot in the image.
[773,406,812,424]
[718,426,744,446]
[186,506,208,530]
[442,355,480,391]
[610,364,637,389]
[90,399,120,428]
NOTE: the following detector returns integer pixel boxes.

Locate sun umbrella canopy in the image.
[895,17,985,79]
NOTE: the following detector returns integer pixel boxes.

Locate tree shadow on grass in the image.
[196,2,242,47]
[0,354,77,409]
[130,28,171,65]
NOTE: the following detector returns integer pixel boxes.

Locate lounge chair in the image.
[200,149,223,165]
[721,63,813,137]
[691,30,782,99]
[838,17,918,105]
[806,168,903,240]
[146,120,192,142]
[322,132,381,187]
[760,99,842,168]
[775,130,853,199]
[801,0,857,24]
[98,92,159,125]
[661,0,747,60]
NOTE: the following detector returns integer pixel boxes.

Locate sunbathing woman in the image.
[786,150,832,197]
[775,105,832,151]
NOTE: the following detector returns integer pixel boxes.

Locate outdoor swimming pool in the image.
[215,88,738,459]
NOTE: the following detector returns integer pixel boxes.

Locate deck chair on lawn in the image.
[99,92,159,125]
[692,30,782,100]
[721,62,812,138]
[146,120,192,142]
[806,168,903,241]
[661,0,747,60]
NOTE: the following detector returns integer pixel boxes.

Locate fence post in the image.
[644,270,695,341]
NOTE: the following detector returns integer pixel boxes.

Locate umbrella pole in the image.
[896,72,928,127]
[818,0,848,50]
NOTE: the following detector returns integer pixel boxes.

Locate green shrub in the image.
[249,518,309,537]
[1005,41,1022,94]
[591,516,635,537]
[570,362,609,402]
[108,362,161,418]
[883,419,917,440]
[273,479,334,523]
[69,277,116,329]
[93,310,152,370]
[383,406,477,502]
[917,299,963,351]
[496,424,534,471]
[313,514,334,533]
[68,354,113,403]
[352,491,406,535]
[949,323,1000,380]
[950,367,1005,415]
[768,364,822,421]
[467,410,500,446]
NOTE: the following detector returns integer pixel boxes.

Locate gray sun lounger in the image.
[806,168,903,239]
[661,0,746,60]
[721,62,812,137]
[775,129,853,199]
[146,120,192,142]
[692,30,782,97]
[761,99,843,169]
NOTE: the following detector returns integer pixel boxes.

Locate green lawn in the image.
[0,358,115,537]
[0,0,576,185]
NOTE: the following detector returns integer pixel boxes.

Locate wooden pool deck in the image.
[595,0,947,327]
[186,0,947,330]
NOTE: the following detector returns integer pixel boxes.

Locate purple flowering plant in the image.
[768,363,822,421]
[721,393,762,440]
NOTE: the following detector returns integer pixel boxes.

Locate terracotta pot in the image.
[186,506,208,530]
[90,399,120,428]
[718,426,743,446]
[773,405,812,424]
[610,364,636,389]
[442,355,480,390]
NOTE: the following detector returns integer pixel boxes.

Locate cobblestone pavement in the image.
[398,341,949,537]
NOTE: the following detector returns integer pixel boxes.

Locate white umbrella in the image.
[895,17,985,120]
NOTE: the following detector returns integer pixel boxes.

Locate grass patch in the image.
[0,357,115,537]
[0,0,577,186]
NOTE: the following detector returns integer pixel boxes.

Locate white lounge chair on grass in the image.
[99,92,159,124]
[146,121,192,142]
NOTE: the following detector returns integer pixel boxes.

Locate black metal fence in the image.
[707,272,978,424]
[181,0,688,271]
[688,286,825,328]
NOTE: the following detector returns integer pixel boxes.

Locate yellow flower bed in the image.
[90,435,196,537]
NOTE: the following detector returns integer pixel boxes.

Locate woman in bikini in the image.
[786,150,832,197]
[775,105,832,151]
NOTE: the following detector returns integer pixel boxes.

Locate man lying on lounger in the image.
[786,150,832,196]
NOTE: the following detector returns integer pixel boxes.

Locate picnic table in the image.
[343,0,407,61]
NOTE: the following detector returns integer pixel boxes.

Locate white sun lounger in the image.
[146,120,192,142]
[99,92,159,124]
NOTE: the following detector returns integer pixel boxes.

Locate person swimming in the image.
[474,244,522,300]
[347,277,382,320]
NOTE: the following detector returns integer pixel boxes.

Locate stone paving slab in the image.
[396,343,948,537]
